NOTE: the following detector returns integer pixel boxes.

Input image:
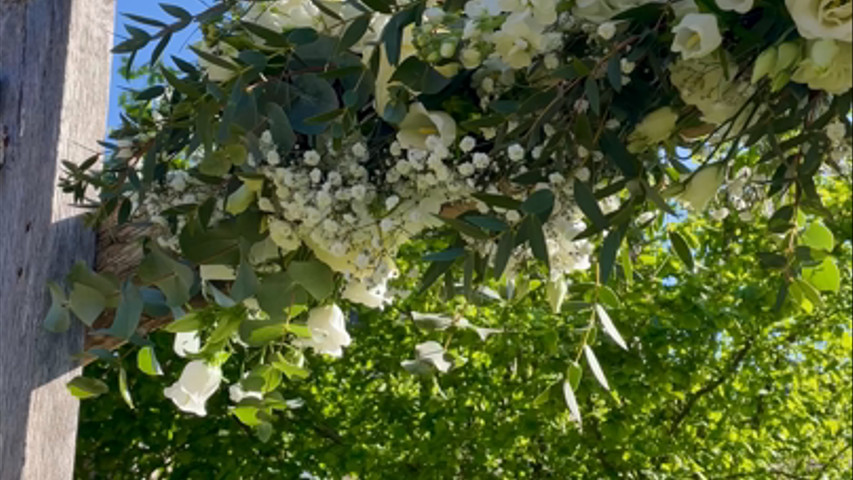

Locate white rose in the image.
[671,13,723,59]
[716,0,753,13]
[164,360,222,417]
[173,331,201,358]
[785,0,852,42]
[679,163,726,211]
[298,304,351,358]
[792,39,853,94]
[397,103,457,150]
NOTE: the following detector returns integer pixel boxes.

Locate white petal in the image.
[562,381,582,428]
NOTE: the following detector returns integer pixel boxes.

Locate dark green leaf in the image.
[669,231,694,272]
[574,179,609,231]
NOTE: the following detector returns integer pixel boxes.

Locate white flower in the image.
[397,103,457,150]
[459,136,477,153]
[194,41,238,82]
[491,11,546,69]
[164,360,222,416]
[544,53,560,69]
[785,0,852,42]
[507,144,525,161]
[680,163,726,211]
[671,13,723,59]
[574,167,591,182]
[473,152,491,169]
[792,39,853,94]
[173,331,202,358]
[826,120,847,143]
[627,107,679,153]
[716,0,753,13]
[303,150,321,166]
[299,304,351,357]
[597,22,617,40]
[342,280,390,309]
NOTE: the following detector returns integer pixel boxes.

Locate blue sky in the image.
[107,0,205,128]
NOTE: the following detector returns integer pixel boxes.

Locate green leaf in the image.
[288,260,334,301]
[563,380,582,426]
[768,205,795,233]
[669,231,694,272]
[240,319,288,346]
[382,5,420,65]
[794,278,823,307]
[523,215,549,270]
[231,259,259,303]
[389,56,451,94]
[419,260,455,293]
[160,3,191,21]
[435,215,490,239]
[67,376,109,399]
[119,366,135,410]
[361,0,393,13]
[802,257,840,292]
[472,193,522,210]
[423,247,467,262]
[164,312,204,333]
[520,189,555,221]
[138,243,195,307]
[567,361,583,390]
[69,282,106,327]
[137,346,164,376]
[288,27,319,45]
[272,352,310,379]
[574,179,609,231]
[44,282,71,333]
[493,229,515,279]
[801,221,834,252]
[266,103,296,155]
[339,15,372,52]
[599,224,627,285]
[288,74,339,135]
[573,114,595,150]
[607,56,623,93]
[620,242,633,285]
[599,131,639,178]
[256,272,309,320]
[108,282,144,340]
[584,77,600,115]
[465,215,509,232]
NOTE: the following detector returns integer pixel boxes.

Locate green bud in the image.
[770,71,791,93]
[751,47,777,84]
[773,41,801,74]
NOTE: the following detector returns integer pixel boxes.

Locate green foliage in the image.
[76,180,852,479]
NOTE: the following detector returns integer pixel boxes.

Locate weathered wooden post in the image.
[0,0,114,478]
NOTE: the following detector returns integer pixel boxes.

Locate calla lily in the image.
[785,0,852,42]
[298,304,352,358]
[397,103,457,150]
[164,360,222,416]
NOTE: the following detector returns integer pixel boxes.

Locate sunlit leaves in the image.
[67,376,109,400]
[595,304,627,350]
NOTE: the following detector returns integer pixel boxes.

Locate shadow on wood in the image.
[0,0,114,479]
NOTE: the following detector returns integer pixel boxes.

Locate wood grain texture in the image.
[0,0,114,478]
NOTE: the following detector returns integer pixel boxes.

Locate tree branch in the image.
[669,339,754,434]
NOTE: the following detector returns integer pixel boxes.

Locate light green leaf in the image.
[802,257,840,292]
[119,366,135,410]
[801,221,834,252]
[137,346,163,376]
[562,380,582,428]
[67,376,109,399]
